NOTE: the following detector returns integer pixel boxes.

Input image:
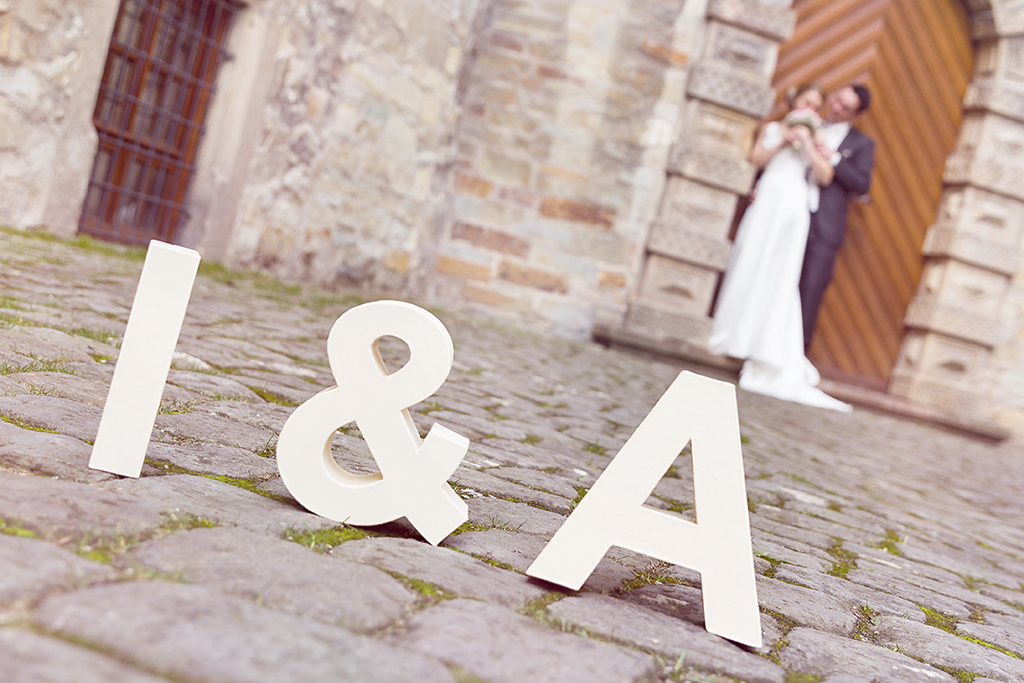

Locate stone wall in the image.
[967,3,1024,435]
[216,0,486,292]
[889,0,1024,435]
[0,0,117,233]
[427,0,693,337]
[15,0,1024,437]
[623,0,793,350]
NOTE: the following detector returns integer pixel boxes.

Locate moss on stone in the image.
[921,605,959,634]
[0,414,59,434]
[247,386,300,406]
[877,529,905,556]
[283,524,369,552]
[0,359,73,376]
[826,538,858,579]
[143,458,287,503]
[0,517,36,538]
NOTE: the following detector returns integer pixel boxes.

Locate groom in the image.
[800,84,876,349]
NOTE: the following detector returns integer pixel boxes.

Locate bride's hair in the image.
[785,82,826,108]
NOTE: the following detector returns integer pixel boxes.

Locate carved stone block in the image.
[890,330,991,414]
[904,297,1005,348]
[935,186,1024,246]
[906,259,1010,347]
[982,112,1024,158]
[686,62,775,119]
[668,144,756,195]
[889,369,983,415]
[963,78,1024,123]
[677,100,759,158]
[948,112,1024,191]
[1003,36,1024,80]
[701,23,778,78]
[995,0,1024,37]
[658,176,741,238]
[944,149,1024,202]
[647,220,733,270]
[625,301,712,346]
[637,254,719,317]
[922,225,1021,275]
[896,330,991,378]
[917,259,1009,315]
[706,0,796,42]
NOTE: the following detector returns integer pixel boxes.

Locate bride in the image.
[709,83,852,412]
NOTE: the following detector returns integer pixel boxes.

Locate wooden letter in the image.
[526,371,762,647]
[90,241,200,478]
[276,301,468,545]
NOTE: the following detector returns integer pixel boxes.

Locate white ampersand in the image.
[276,300,469,545]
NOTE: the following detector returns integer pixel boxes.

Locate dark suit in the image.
[799,127,875,349]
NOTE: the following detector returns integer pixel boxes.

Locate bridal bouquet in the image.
[784,108,823,134]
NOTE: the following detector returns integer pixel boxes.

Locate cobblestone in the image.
[391,599,656,683]
[548,593,786,683]
[0,628,169,683]
[331,536,549,608]
[104,474,333,534]
[0,535,116,607]
[778,628,955,681]
[2,230,1024,681]
[0,420,113,483]
[35,582,456,683]
[123,527,416,632]
[0,471,169,539]
[755,577,859,637]
[873,616,1024,679]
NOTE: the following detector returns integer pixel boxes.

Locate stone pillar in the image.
[890,21,1024,421]
[622,0,795,349]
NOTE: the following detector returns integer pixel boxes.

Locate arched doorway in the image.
[772,0,974,390]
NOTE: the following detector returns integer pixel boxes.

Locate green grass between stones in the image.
[283,524,369,552]
[143,458,287,502]
[247,385,301,406]
[826,538,858,578]
[0,517,36,538]
[0,414,59,434]
[0,358,74,376]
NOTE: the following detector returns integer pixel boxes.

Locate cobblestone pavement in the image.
[1,229,1024,683]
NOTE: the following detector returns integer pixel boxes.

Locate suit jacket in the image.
[810,127,875,248]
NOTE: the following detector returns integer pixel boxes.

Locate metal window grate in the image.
[79,0,240,246]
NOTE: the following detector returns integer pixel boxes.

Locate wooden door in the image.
[772,0,973,390]
[79,0,239,245]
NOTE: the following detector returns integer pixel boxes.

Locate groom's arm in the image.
[832,136,875,196]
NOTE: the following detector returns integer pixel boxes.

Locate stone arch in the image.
[613,0,1024,434]
[891,0,1024,430]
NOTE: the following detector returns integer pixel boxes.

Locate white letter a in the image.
[526,371,761,648]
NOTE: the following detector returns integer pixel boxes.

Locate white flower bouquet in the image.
[784,108,823,134]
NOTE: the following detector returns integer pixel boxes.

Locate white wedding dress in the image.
[709,122,851,412]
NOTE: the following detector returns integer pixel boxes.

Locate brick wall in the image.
[430,0,691,337]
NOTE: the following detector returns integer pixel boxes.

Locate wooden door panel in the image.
[772,0,973,389]
[774,0,887,83]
